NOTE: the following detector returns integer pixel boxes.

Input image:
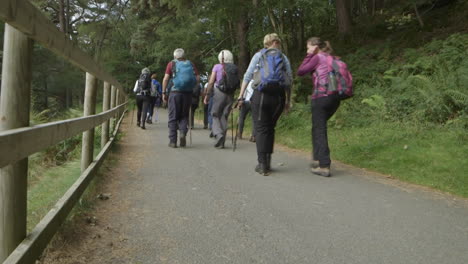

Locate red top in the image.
[165,59,199,76]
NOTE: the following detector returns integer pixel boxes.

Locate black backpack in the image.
[137,73,151,93]
[217,63,240,94]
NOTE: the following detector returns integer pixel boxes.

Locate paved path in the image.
[84,110,468,263]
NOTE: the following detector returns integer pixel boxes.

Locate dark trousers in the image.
[238,101,255,137]
[203,103,209,128]
[147,96,156,118]
[311,95,340,167]
[136,94,150,126]
[207,96,214,129]
[168,92,192,143]
[190,104,198,128]
[251,90,285,163]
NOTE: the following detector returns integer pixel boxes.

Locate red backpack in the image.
[326,55,353,100]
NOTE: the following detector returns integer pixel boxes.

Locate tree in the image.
[336,0,352,37]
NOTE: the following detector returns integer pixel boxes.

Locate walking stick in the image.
[189,107,193,146]
[233,104,241,152]
[231,107,234,148]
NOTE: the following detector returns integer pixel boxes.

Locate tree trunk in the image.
[236,15,250,77]
[58,0,66,33]
[336,0,352,37]
[413,3,424,28]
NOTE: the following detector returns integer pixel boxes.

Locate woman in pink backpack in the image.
[297,37,341,177]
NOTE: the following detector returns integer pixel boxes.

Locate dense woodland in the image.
[0,0,466,124]
[0,0,467,194]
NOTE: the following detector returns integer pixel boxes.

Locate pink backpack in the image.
[326,55,353,100]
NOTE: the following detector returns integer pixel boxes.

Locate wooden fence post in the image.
[110,85,116,132]
[80,73,97,173]
[0,24,33,262]
[101,82,111,148]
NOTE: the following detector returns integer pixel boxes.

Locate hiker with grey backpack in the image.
[203,50,240,149]
[297,37,353,177]
[134,67,152,130]
[237,33,293,175]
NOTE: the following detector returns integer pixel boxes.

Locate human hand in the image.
[307,45,318,55]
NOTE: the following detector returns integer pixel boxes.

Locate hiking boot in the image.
[310,167,331,177]
[179,135,186,147]
[214,135,224,149]
[266,153,272,171]
[310,160,319,169]
[255,163,269,176]
[168,142,177,148]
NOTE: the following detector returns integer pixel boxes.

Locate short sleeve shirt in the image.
[211,64,224,85]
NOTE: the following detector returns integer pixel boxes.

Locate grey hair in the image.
[218,50,234,64]
[173,48,185,59]
[141,67,150,74]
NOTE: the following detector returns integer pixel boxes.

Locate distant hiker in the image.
[133,67,152,129]
[237,80,256,142]
[190,82,203,129]
[162,48,200,148]
[297,37,352,177]
[153,74,163,122]
[147,73,162,124]
[203,50,240,149]
[237,33,292,175]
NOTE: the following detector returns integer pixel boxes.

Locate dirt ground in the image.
[38,117,140,264]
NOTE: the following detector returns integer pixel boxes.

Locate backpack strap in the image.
[171,60,177,78]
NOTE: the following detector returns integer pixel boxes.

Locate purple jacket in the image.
[297,52,333,99]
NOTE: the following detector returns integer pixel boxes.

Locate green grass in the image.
[27,160,82,231]
[275,115,468,197]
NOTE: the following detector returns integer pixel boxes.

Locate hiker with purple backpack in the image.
[297,37,353,177]
[237,33,293,176]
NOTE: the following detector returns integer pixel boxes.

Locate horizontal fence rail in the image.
[0,0,124,94]
[0,103,127,168]
[3,110,127,264]
[0,0,131,263]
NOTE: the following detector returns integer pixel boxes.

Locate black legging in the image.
[311,94,340,167]
[250,90,285,163]
[136,94,150,126]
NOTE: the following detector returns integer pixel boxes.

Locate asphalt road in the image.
[114,110,468,264]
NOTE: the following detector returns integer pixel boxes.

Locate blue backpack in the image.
[171,60,197,92]
[253,48,291,94]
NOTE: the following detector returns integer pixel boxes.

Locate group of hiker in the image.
[133,33,353,177]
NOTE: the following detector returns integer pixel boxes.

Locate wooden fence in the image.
[0,0,129,263]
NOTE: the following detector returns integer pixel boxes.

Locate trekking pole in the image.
[189,107,193,146]
[231,107,234,148]
[233,104,241,152]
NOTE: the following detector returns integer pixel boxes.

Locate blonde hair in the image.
[263,33,281,48]
[218,50,234,64]
[307,37,333,54]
